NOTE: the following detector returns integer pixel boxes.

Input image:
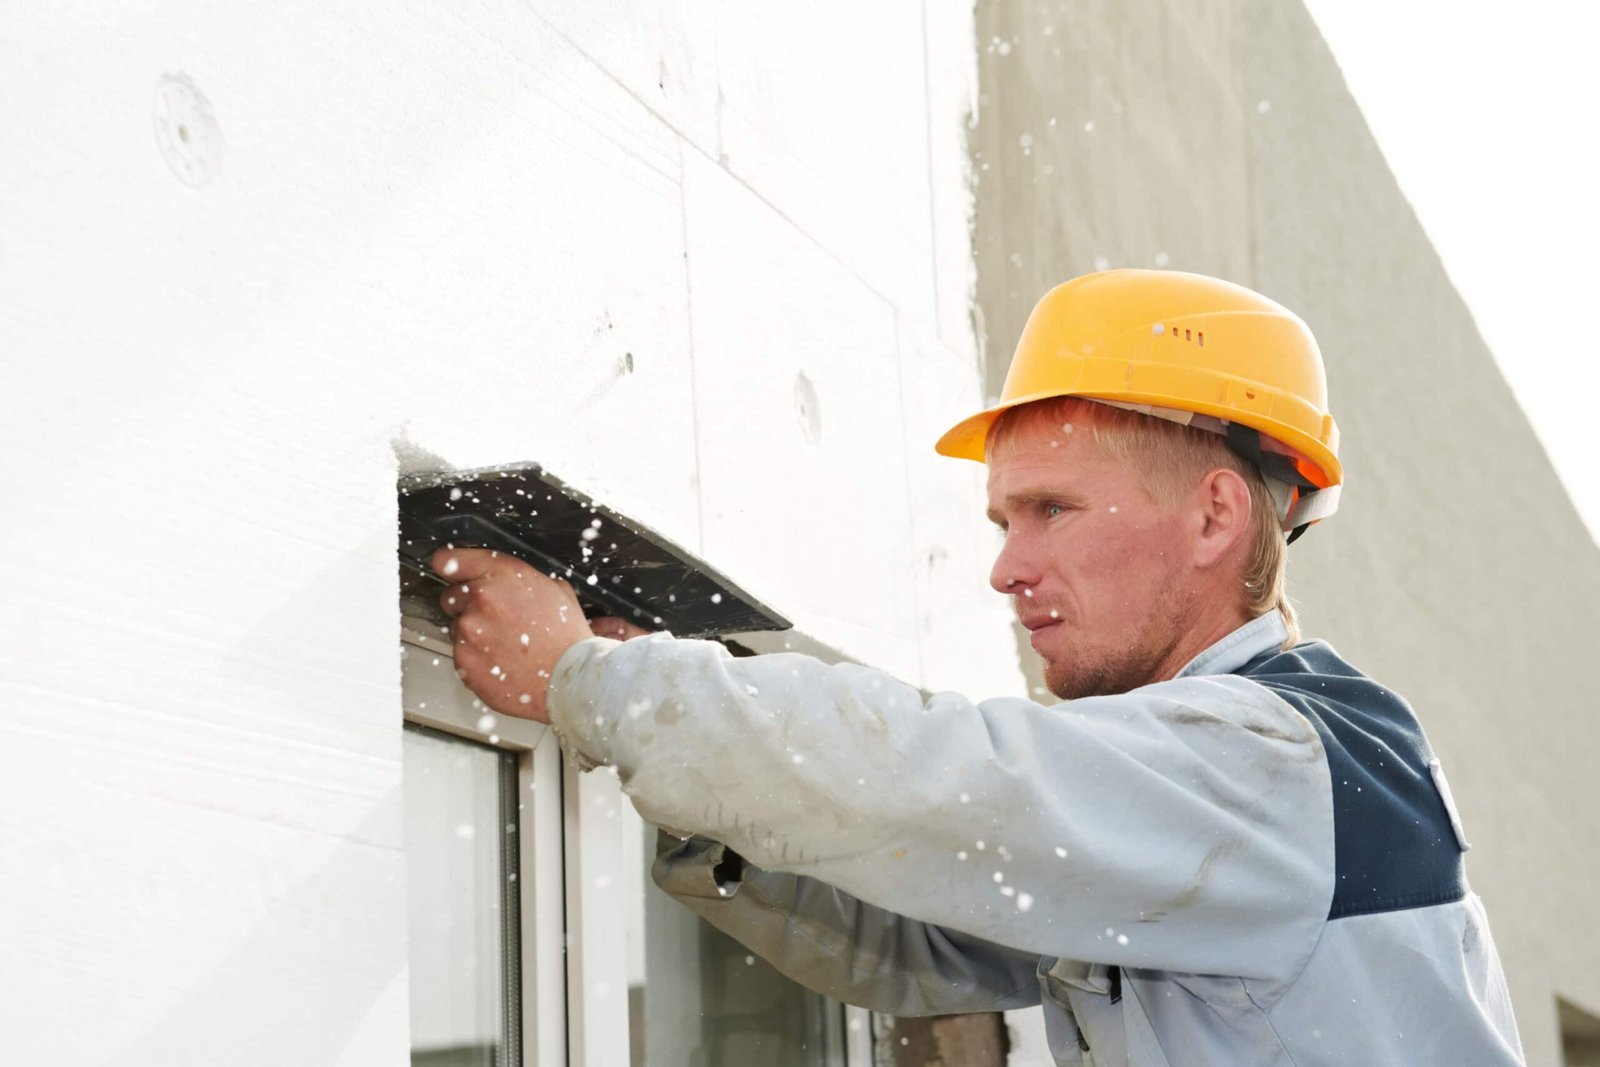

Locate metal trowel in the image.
[398,462,791,639]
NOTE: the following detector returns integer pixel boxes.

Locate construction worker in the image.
[436,270,1524,1065]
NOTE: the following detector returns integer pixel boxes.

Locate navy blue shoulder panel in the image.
[1237,642,1467,920]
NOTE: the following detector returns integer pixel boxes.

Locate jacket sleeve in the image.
[651,831,1043,1016]
[549,633,1334,986]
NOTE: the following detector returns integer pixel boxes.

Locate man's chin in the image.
[1043,656,1139,701]
[1041,661,1084,701]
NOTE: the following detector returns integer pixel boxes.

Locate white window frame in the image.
[401,610,873,1066]
[401,612,567,1066]
[561,723,872,1067]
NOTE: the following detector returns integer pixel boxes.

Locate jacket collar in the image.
[1174,611,1289,679]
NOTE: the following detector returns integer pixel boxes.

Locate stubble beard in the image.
[1045,641,1171,701]
[1042,589,1196,701]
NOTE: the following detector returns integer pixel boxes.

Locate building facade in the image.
[2,1,1594,1064]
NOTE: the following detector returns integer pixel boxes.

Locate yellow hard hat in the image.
[936,269,1342,536]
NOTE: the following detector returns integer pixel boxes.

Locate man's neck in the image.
[1151,607,1254,685]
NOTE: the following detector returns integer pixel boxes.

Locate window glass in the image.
[622,806,846,1066]
[404,725,522,1067]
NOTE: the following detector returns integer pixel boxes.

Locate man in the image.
[437,270,1524,1064]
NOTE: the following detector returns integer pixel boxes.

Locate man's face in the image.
[986,417,1197,700]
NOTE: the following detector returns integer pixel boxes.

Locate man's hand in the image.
[432,547,593,724]
[588,616,652,641]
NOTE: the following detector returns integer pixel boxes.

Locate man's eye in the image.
[1045,503,1067,518]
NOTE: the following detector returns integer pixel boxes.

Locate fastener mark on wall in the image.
[794,370,822,445]
[153,73,222,190]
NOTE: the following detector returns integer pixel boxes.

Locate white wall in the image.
[0,2,1019,1061]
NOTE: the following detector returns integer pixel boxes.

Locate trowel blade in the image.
[398,462,791,639]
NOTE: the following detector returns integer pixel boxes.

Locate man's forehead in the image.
[986,450,1086,510]
[985,428,1137,506]
[987,428,1091,489]
[987,449,1074,488]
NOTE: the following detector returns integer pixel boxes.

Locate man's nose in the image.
[989,531,1040,595]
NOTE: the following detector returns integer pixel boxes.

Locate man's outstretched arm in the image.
[548,629,1333,988]
[433,546,1334,988]
[650,831,1043,1017]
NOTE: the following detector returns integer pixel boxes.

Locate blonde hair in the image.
[987,396,1298,646]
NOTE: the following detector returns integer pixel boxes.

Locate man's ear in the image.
[1192,468,1253,570]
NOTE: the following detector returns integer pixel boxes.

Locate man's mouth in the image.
[1020,614,1062,649]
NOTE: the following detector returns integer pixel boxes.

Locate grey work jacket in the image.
[549,612,1525,1065]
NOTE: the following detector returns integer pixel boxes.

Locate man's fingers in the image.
[451,631,483,672]
[589,615,651,640]
[439,582,472,618]
[431,547,501,583]
[452,612,494,650]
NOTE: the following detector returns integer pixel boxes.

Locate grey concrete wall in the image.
[973,2,1600,1064]
[973,0,1254,403]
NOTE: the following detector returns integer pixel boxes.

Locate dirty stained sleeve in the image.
[548,633,1335,985]
[650,832,1044,1016]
